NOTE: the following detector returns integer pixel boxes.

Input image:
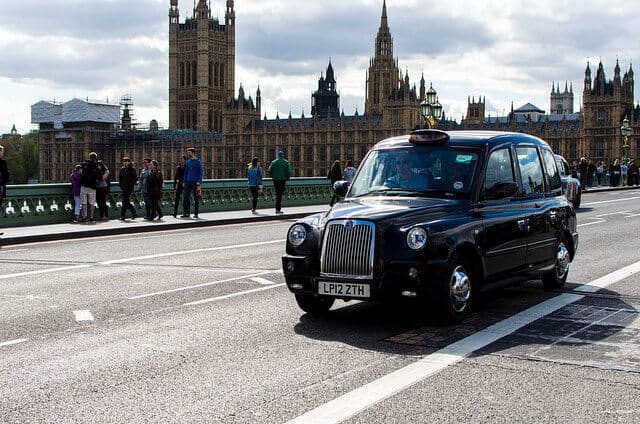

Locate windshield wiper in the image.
[353,188,414,197]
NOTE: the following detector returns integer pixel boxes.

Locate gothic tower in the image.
[365,0,400,116]
[311,60,340,118]
[463,96,486,126]
[582,61,635,160]
[169,0,235,131]
[550,81,574,115]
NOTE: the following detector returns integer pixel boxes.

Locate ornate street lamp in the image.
[420,83,443,129]
[620,117,631,161]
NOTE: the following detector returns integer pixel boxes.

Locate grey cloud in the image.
[1,0,166,39]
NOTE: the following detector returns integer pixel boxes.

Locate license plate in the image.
[318,281,370,298]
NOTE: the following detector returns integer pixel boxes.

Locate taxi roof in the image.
[373,130,549,150]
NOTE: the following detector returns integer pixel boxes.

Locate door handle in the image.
[517,219,530,232]
[549,211,557,225]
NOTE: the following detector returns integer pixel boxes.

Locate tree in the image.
[2,132,39,184]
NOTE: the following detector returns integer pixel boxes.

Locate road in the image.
[1,189,639,423]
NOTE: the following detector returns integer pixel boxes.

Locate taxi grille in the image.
[321,220,375,278]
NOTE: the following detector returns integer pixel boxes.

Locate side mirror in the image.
[333,180,350,198]
[484,181,518,200]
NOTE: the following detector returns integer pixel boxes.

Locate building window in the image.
[208,62,213,87]
[180,63,185,87]
[192,63,197,86]
[220,63,225,88]
[597,109,607,124]
[186,62,191,86]
[192,110,197,129]
[595,138,606,159]
[214,63,219,87]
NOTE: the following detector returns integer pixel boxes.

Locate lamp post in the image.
[620,117,631,161]
[420,83,443,129]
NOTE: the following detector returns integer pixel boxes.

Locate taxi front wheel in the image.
[295,294,335,315]
[430,255,473,324]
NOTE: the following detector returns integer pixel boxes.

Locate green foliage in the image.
[2,132,39,184]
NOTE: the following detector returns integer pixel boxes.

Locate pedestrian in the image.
[578,157,588,189]
[327,160,343,207]
[147,160,164,220]
[139,158,152,219]
[268,150,291,215]
[0,145,10,212]
[587,160,596,188]
[96,160,110,220]
[596,161,604,186]
[343,160,357,184]
[628,159,639,186]
[609,159,621,187]
[70,164,82,223]
[182,147,203,218]
[172,155,186,218]
[247,157,263,214]
[118,157,138,220]
[79,152,101,223]
[621,160,628,186]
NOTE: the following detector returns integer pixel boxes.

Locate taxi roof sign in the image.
[409,129,450,145]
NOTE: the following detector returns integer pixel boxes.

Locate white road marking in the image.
[577,220,605,228]
[128,271,274,300]
[0,338,28,348]
[85,234,166,244]
[184,283,286,306]
[581,196,640,206]
[100,239,285,265]
[286,260,640,424]
[250,277,277,285]
[73,310,94,322]
[0,248,29,253]
[0,240,284,281]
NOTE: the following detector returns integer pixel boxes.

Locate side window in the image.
[516,147,545,196]
[541,148,561,191]
[484,148,515,190]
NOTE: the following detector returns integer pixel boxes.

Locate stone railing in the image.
[1,178,332,227]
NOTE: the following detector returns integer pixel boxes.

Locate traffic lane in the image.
[342,273,640,423]
[0,286,428,423]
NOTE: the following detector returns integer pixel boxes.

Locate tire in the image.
[295,294,335,315]
[542,238,571,290]
[572,188,581,208]
[431,255,474,324]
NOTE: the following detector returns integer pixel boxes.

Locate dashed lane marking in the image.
[73,310,94,322]
[0,338,28,348]
[250,277,277,285]
[581,196,640,206]
[286,260,640,424]
[183,283,286,306]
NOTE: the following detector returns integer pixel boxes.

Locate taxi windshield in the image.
[349,146,479,199]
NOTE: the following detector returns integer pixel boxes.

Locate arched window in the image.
[208,62,213,87]
[186,62,191,86]
[180,111,184,129]
[192,62,197,86]
[208,110,213,131]
[180,63,185,87]
[220,63,225,88]
[214,63,219,87]
[192,110,198,129]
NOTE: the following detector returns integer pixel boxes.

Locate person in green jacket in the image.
[268,150,292,214]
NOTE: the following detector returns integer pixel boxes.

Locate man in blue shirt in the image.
[182,147,204,218]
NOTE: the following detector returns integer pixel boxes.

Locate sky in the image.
[1,0,638,135]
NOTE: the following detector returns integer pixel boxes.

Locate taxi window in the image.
[516,147,545,196]
[541,148,562,191]
[484,148,515,190]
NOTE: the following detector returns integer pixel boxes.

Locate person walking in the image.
[172,155,186,218]
[182,147,203,218]
[139,158,152,219]
[343,160,357,184]
[327,160,343,207]
[0,145,10,212]
[578,157,588,189]
[70,164,82,223]
[596,161,604,187]
[147,160,164,220]
[247,157,263,214]
[118,157,138,220]
[268,150,291,215]
[79,152,101,223]
[96,160,110,220]
[628,159,639,186]
[621,160,628,186]
[609,159,621,187]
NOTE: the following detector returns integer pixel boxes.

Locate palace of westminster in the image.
[31,0,640,183]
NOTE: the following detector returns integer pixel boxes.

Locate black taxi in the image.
[282,130,579,323]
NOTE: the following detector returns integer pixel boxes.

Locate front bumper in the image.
[282,254,448,300]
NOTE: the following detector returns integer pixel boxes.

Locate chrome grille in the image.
[321,220,375,278]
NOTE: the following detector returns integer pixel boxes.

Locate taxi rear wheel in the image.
[295,294,335,315]
[542,238,570,290]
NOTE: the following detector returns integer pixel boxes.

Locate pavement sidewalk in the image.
[0,205,328,247]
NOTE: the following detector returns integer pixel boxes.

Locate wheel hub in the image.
[556,242,570,279]
[450,266,471,313]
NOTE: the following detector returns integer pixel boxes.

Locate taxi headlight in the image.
[288,224,307,247]
[407,227,427,250]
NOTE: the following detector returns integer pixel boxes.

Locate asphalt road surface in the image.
[1,189,639,423]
